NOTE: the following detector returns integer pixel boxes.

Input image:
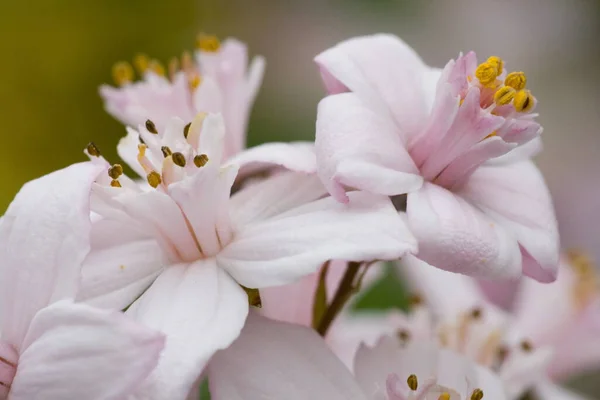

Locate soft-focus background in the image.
[2,0,599,394]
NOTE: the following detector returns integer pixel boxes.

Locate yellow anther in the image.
[494,86,516,106]
[505,72,527,90]
[520,340,533,352]
[188,74,202,90]
[133,53,150,75]
[484,131,497,140]
[168,57,179,80]
[475,62,499,87]
[172,152,187,167]
[397,329,411,343]
[409,294,423,307]
[513,90,535,113]
[470,307,483,319]
[486,56,504,75]
[196,33,221,52]
[145,119,158,134]
[438,393,451,400]
[108,164,124,179]
[193,154,209,167]
[181,51,193,72]
[183,122,192,138]
[147,171,162,188]
[406,374,418,391]
[148,59,166,76]
[161,146,172,158]
[86,142,101,157]
[471,388,484,400]
[112,62,134,86]
[110,179,122,188]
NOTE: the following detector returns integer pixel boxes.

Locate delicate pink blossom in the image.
[0,163,164,399]
[398,254,597,399]
[208,312,508,400]
[315,34,559,281]
[78,113,417,399]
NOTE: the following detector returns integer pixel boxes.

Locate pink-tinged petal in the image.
[316,93,422,202]
[208,312,367,400]
[126,260,248,400]
[499,342,554,399]
[192,76,224,116]
[487,137,543,165]
[194,112,226,166]
[315,34,432,141]
[77,219,166,310]
[168,163,237,257]
[246,55,266,105]
[397,255,486,315]
[0,162,103,350]
[406,182,522,279]
[227,141,317,178]
[534,381,592,400]
[496,118,542,146]
[476,279,520,311]
[419,87,505,181]
[229,171,327,227]
[459,161,559,282]
[10,301,164,400]
[117,127,147,178]
[219,191,417,288]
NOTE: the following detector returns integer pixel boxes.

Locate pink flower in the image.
[0,163,164,399]
[315,34,559,282]
[100,37,264,160]
[78,113,417,399]
[398,254,597,400]
[208,312,508,400]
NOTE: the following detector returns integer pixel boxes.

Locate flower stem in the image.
[316,261,362,336]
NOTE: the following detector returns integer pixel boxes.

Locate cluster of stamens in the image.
[111,33,221,90]
[403,373,484,400]
[473,56,535,113]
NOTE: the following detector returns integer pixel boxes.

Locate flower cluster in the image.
[0,32,594,400]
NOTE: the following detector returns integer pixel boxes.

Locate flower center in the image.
[386,372,484,400]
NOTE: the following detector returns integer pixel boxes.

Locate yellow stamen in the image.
[145,119,158,134]
[486,56,504,75]
[406,374,418,391]
[183,122,192,138]
[438,393,451,400]
[505,72,527,90]
[108,164,124,179]
[470,307,483,320]
[86,142,101,157]
[147,171,162,188]
[567,249,598,310]
[110,179,122,188]
[196,33,221,52]
[161,146,172,158]
[471,389,484,400]
[181,51,193,72]
[148,59,166,76]
[513,90,535,112]
[408,293,423,307]
[493,86,516,106]
[475,62,498,87]
[172,152,187,167]
[520,340,533,352]
[188,73,202,90]
[133,53,150,75]
[112,61,134,86]
[484,131,497,140]
[193,154,209,167]
[397,329,411,343]
[168,57,180,80]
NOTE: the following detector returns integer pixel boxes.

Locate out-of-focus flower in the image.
[208,312,508,400]
[0,163,164,400]
[100,36,264,160]
[314,34,559,282]
[398,254,597,399]
[77,113,417,399]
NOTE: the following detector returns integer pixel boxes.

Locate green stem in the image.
[316,261,362,336]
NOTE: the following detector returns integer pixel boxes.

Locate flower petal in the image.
[77,219,166,310]
[126,260,248,400]
[219,191,417,288]
[533,381,592,400]
[315,34,432,141]
[208,312,367,400]
[316,92,422,202]
[459,161,559,282]
[406,182,522,278]
[0,162,103,350]
[10,300,164,400]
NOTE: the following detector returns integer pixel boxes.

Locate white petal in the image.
[227,141,317,177]
[127,260,248,400]
[208,312,367,400]
[219,191,417,288]
[10,301,164,400]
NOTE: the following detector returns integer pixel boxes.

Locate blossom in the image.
[208,312,508,400]
[314,34,559,281]
[398,254,597,399]
[77,112,417,399]
[0,163,164,399]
